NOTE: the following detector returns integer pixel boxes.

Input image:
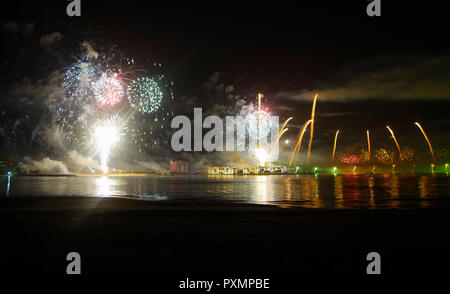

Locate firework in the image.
[376,148,394,166]
[386,126,402,155]
[258,93,263,147]
[64,60,101,96]
[399,146,414,162]
[91,115,124,173]
[275,117,292,141]
[414,122,436,162]
[275,128,289,144]
[126,64,176,153]
[307,93,318,163]
[93,73,124,106]
[269,127,289,162]
[332,130,339,163]
[281,128,288,135]
[340,154,360,165]
[281,117,293,130]
[289,119,313,166]
[58,59,103,146]
[367,130,371,161]
[245,109,272,140]
[271,117,292,150]
[127,77,164,114]
[360,149,370,162]
[255,148,268,167]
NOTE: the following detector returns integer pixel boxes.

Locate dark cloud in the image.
[280,54,450,101]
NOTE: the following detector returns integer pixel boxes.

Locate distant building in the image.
[208,166,237,175]
[243,166,286,175]
[268,166,286,173]
[242,167,259,175]
[170,160,190,173]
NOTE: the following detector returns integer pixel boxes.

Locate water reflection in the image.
[254,176,271,203]
[419,176,429,198]
[95,176,115,197]
[2,174,450,209]
[389,175,400,198]
[368,176,375,208]
[6,175,11,196]
[334,175,344,209]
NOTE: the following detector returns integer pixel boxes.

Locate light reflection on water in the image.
[2,174,450,209]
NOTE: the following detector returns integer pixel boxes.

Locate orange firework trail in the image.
[289,119,313,166]
[331,130,339,163]
[280,117,293,131]
[276,128,288,144]
[269,117,292,160]
[367,130,371,161]
[386,126,402,155]
[270,128,289,156]
[307,93,318,164]
[273,117,292,146]
[414,122,436,162]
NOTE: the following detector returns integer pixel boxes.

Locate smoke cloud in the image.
[281,54,450,101]
[19,157,69,174]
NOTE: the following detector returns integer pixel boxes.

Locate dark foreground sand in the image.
[0,196,449,277]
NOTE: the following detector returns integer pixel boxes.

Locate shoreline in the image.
[11,171,448,177]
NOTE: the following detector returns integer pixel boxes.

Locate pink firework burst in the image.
[93,74,124,106]
[340,154,360,165]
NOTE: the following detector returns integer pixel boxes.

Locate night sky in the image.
[1,0,449,168]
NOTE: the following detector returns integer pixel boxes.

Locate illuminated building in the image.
[170,160,190,173]
[208,166,237,175]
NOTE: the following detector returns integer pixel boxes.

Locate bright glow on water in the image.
[2,174,450,209]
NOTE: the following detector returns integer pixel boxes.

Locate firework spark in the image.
[289,119,313,166]
[258,93,263,147]
[269,126,289,161]
[414,122,436,162]
[386,125,402,155]
[92,116,124,173]
[272,117,292,147]
[376,148,394,166]
[64,60,101,96]
[400,146,414,162]
[340,154,360,165]
[255,148,268,167]
[245,109,272,140]
[127,77,164,114]
[93,74,124,106]
[332,130,339,163]
[307,93,318,164]
[59,59,103,145]
[367,130,371,162]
